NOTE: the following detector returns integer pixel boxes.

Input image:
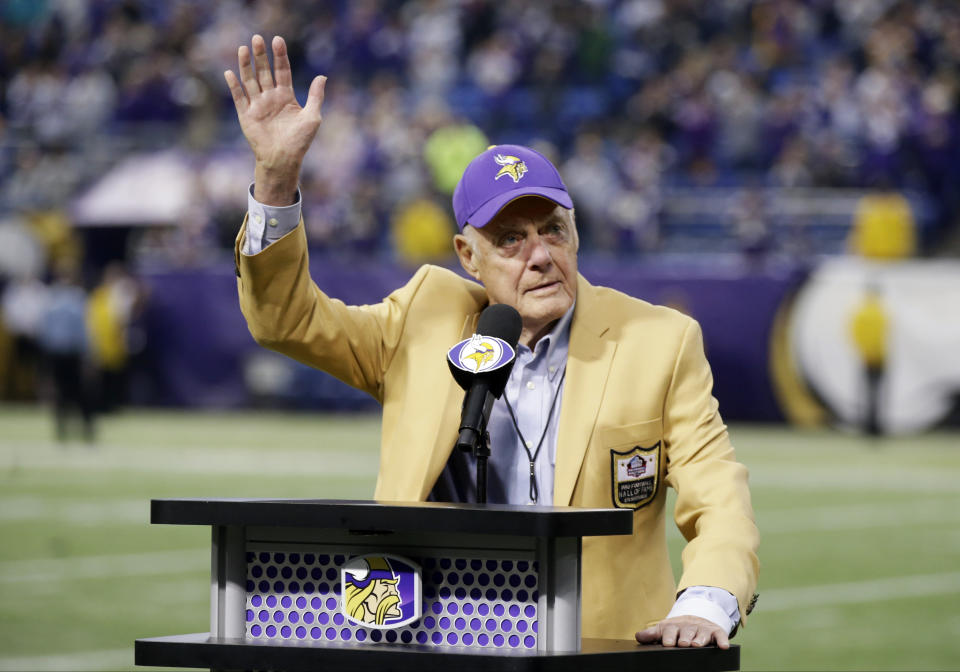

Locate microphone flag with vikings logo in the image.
[447,304,522,453]
[447,303,521,396]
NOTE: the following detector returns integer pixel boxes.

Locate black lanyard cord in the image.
[503,367,567,504]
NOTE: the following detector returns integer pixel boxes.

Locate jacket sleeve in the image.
[662,318,760,628]
[235,217,426,403]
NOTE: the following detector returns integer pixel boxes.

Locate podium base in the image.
[135,633,739,671]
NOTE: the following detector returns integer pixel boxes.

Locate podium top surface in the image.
[151,499,633,538]
[137,633,740,672]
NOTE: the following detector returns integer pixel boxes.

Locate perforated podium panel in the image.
[135,499,740,671]
[244,548,541,649]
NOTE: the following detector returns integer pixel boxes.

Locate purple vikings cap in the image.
[452,144,573,231]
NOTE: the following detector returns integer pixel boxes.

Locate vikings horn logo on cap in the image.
[448,333,516,374]
[341,554,422,629]
[494,154,528,183]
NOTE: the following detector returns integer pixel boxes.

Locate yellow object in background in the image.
[28,210,82,273]
[849,290,888,368]
[87,285,128,371]
[849,192,916,260]
[391,198,455,266]
[423,124,489,195]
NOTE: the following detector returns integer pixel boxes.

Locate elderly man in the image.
[225,35,758,648]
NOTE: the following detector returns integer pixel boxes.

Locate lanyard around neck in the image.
[503,366,567,504]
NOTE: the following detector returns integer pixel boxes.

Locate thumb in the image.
[303,75,326,120]
[635,624,661,644]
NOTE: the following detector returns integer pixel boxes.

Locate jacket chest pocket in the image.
[599,418,663,510]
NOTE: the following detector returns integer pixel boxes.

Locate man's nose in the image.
[526,232,553,268]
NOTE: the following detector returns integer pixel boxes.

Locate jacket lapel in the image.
[554,275,616,505]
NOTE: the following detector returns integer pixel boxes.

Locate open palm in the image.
[224,35,325,179]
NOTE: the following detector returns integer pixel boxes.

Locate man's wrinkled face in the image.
[455,197,578,345]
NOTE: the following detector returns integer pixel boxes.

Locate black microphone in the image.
[447,304,522,456]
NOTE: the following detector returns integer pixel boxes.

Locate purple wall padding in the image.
[135,255,806,420]
[580,259,807,421]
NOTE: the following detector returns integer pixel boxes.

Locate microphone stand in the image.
[455,391,496,504]
[475,430,491,504]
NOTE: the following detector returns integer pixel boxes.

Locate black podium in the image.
[135,499,739,671]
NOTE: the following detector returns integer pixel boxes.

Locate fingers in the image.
[303,75,327,121]
[661,622,680,646]
[678,624,701,647]
[272,36,293,89]
[236,34,322,119]
[663,622,699,646]
[689,625,712,647]
[223,70,248,111]
[252,34,275,91]
[238,44,259,97]
[638,619,727,648]
[634,625,661,644]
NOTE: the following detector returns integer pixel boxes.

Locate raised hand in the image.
[224,35,326,206]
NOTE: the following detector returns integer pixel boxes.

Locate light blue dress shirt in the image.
[431,303,573,505]
[243,188,741,634]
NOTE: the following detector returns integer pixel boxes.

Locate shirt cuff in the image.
[666,586,740,635]
[243,183,303,256]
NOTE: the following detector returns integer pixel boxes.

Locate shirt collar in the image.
[518,302,575,382]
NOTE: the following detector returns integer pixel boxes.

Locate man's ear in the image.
[454,232,481,281]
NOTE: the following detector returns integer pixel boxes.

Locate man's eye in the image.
[499,233,521,246]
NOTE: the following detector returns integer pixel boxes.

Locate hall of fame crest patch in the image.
[610,442,661,509]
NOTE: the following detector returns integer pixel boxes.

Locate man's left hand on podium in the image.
[635,615,730,649]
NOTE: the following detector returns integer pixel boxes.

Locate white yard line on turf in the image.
[760,571,960,611]
[758,499,960,533]
[0,496,147,523]
[0,549,205,583]
[0,443,375,477]
[748,465,958,492]
[665,498,960,539]
[0,648,132,672]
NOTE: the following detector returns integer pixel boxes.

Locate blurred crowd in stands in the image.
[1,0,958,266]
[1,0,956,422]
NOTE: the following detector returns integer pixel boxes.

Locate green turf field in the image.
[1,404,958,671]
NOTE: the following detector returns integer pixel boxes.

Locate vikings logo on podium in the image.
[341,555,422,629]
[494,154,528,183]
